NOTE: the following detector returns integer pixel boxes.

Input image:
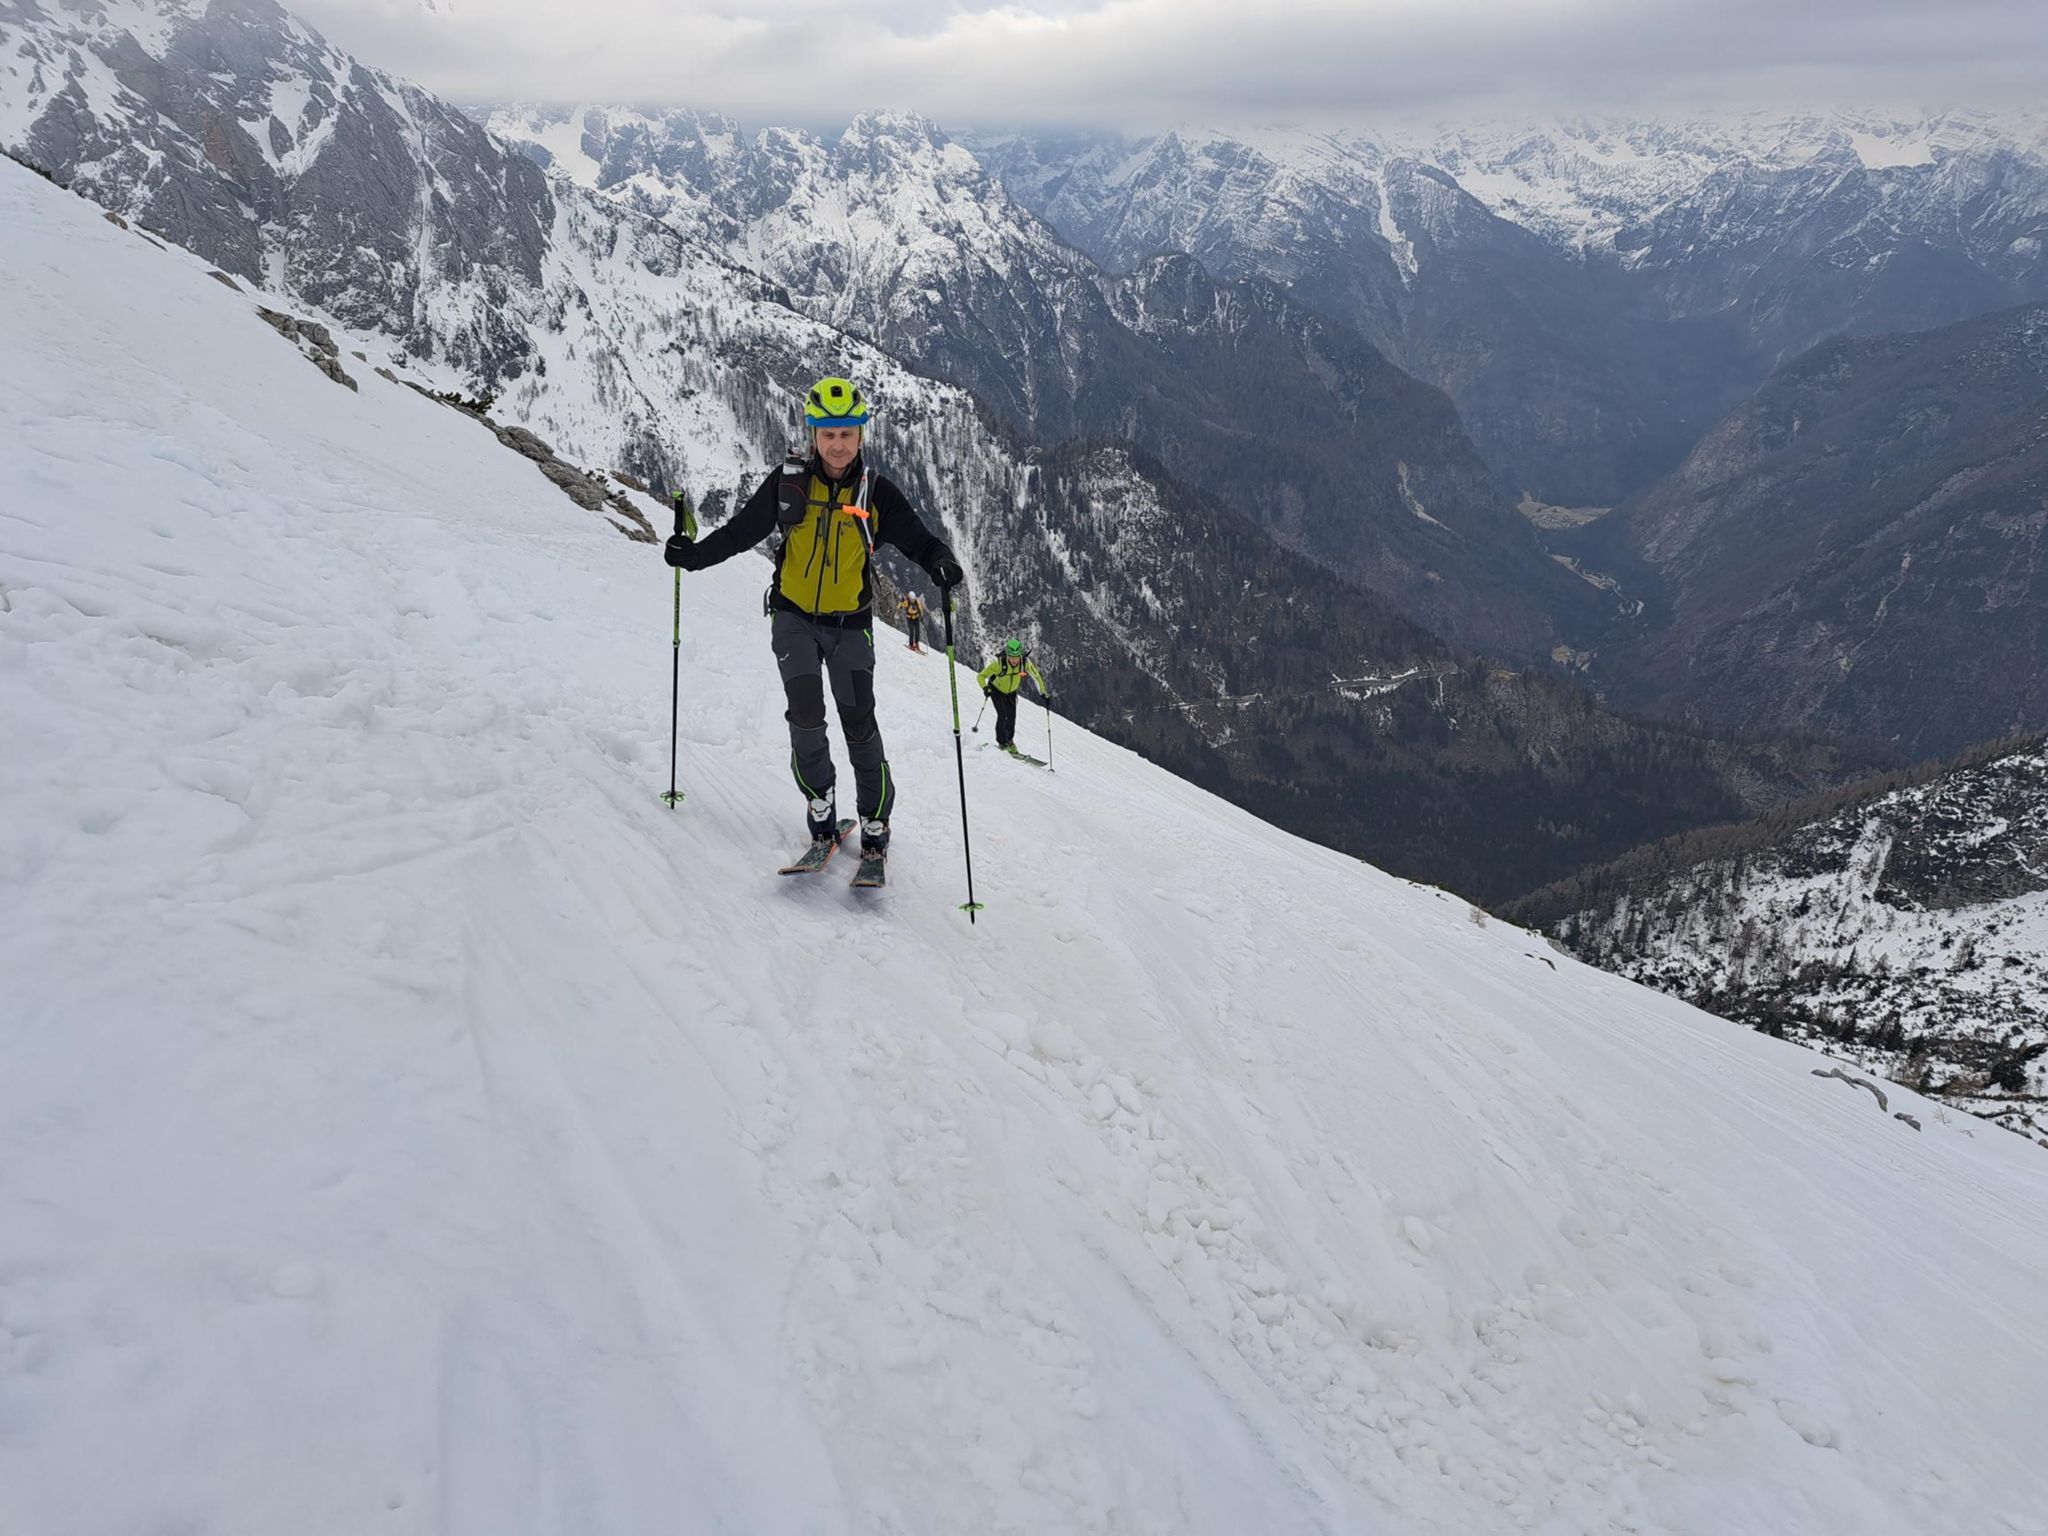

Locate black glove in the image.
[930,553,964,591]
[983,685,996,700]
[664,534,705,570]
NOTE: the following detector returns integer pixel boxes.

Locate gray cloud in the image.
[289,0,2048,131]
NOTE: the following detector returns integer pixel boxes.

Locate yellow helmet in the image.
[804,376,869,427]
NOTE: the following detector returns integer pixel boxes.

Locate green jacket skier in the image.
[976,639,1049,753]
[664,376,964,860]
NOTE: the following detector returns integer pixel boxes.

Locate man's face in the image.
[815,426,861,475]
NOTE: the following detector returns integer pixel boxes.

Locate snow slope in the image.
[1529,744,2048,1143]
[5,159,2048,1535]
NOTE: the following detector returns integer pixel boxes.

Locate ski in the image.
[850,848,887,889]
[778,818,856,875]
[987,743,1048,768]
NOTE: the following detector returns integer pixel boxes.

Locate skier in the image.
[663,376,964,870]
[897,593,927,652]
[976,639,1051,757]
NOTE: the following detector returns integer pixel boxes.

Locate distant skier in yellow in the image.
[976,638,1050,757]
[897,593,926,652]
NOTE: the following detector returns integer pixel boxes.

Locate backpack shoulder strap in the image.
[848,468,876,554]
[775,450,810,532]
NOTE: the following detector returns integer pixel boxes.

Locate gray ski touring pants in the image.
[772,609,895,825]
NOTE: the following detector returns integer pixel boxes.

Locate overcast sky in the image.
[289,0,2048,132]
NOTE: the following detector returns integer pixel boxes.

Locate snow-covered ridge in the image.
[1405,109,2048,257]
[971,107,2048,275]
[1525,743,2048,1144]
[483,102,1080,350]
[6,155,2048,1535]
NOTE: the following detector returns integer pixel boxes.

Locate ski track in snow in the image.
[4,158,2048,1535]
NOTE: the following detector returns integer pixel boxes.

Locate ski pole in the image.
[661,491,696,808]
[942,594,985,921]
[1043,694,1054,772]
[972,696,987,733]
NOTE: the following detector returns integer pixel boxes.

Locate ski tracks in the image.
[937,829,1841,1534]
[482,764,1180,1532]
[445,837,853,1535]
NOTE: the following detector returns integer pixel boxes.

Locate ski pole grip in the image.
[671,490,697,541]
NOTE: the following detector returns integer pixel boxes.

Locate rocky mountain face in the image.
[0,0,1878,901]
[1594,302,2048,757]
[485,105,1607,665]
[1075,251,1609,662]
[1507,738,2048,1146]
[970,115,2048,509]
[0,0,550,379]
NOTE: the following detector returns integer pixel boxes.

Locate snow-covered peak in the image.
[42,0,205,56]
[1,0,356,171]
[77,0,346,79]
[831,107,984,183]
[841,107,950,147]
[486,101,996,215]
[484,102,757,191]
[1390,108,2048,255]
[483,103,605,185]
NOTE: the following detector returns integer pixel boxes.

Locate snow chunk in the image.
[1847,130,1936,169]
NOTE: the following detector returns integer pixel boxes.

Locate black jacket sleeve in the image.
[871,474,954,579]
[687,469,780,567]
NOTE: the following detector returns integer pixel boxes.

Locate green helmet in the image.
[1004,638,1025,659]
[804,376,869,428]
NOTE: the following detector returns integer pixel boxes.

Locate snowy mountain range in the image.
[1509,737,2048,1144]
[8,149,2048,1534]
[972,113,2048,505]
